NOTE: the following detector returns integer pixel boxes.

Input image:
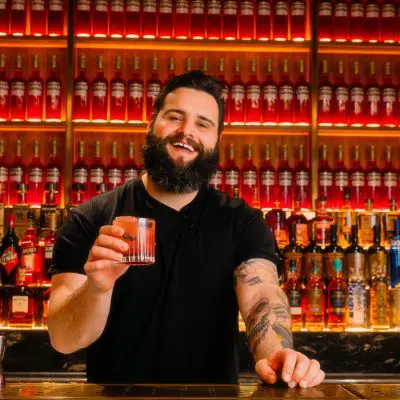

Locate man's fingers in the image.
[255,359,278,385]
[99,225,125,237]
[279,350,298,384]
[95,234,129,254]
[89,245,124,263]
[85,259,125,274]
[297,359,321,388]
[308,370,325,388]
[290,353,312,387]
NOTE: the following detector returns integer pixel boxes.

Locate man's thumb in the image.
[255,359,278,384]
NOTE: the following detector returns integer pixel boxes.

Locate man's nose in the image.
[178,118,196,137]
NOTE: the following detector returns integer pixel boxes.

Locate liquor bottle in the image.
[43,212,57,283]
[381,62,397,127]
[45,54,62,122]
[358,198,380,248]
[349,145,366,209]
[364,0,380,43]
[259,144,276,208]
[202,57,209,74]
[0,0,8,36]
[72,141,89,201]
[30,0,46,36]
[229,60,245,125]
[8,280,34,326]
[290,0,305,41]
[245,59,262,125]
[389,219,400,289]
[349,61,365,127]
[27,140,44,205]
[10,0,26,36]
[349,0,364,42]
[165,57,176,84]
[365,61,381,127]
[142,0,157,38]
[327,258,347,331]
[310,197,334,249]
[318,144,333,207]
[380,0,396,43]
[48,0,65,36]
[92,0,109,37]
[45,140,62,206]
[278,59,294,125]
[126,0,141,38]
[277,144,293,209]
[106,141,122,191]
[223,143,240,198]
[0,140,8,204]
[185,57,193,72]
[158,0,173,38]
[286,197,309,246]
[324,224,345,283]
[333,60,349,127]
[239,0,255,40]
[382,200,400,247]
[332,0,349,42]
[365,145,382,208]
[190,0,205,39]
[92,55,108,123]
[217,58,229,125]
[207,0,222,39]
[110,56,126,123]
[303,227,323,281]
[294,144,310,209]
[146,57,162,122]
[368,225,388,277]
[318,59,333,126]
[174,0,190,39]
[70,183,85,205]
[0,54,9,121]
[272,0,289,40]
[74,0,91,36]
[256,0,272,41]
[209,164,224,191]
[72,55,90,122]
[89,140,105,198]
[337,188,356,248]
[9,140,25,205]
[285,260,303,330]
[110,0,125,37]
[370,272,390,329]
[332,145,348,209]
[241,144,258,206]
[283,223,303,282]
[27,55,43,122]
[294,59,310,126]
[0,212,20,285]
[122,142,139,184]
[222,0,238,40]
[317,0,332,42]
[304,261,325,331]
[262,58,278,125]
[265,199,288,248]
[20,210,43,284]
[10,55,26,121]
[127,57,144,124]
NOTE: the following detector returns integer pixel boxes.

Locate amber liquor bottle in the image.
[283,223,303,282]
[286,196,309,247]
[303,227,323,283]
[304,261,325,331]
[323,224,345,284]
[43,213,57,283]
[285,260,303,331]
[309,197,333,249]
[358,198,380,248]
[265,199,288,249]
[327,258,347,331]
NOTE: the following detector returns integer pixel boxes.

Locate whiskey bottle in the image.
[324,224,345,284]
[265,199,288,249]
[303,226,323,283]
[358,198,380,248]
[327,258,347,331]
[285,260,303,331]
[283,223,303,282]
[337,188,356,248]
[304,261,325,331]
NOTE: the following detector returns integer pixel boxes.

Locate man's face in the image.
[142,87,220,193]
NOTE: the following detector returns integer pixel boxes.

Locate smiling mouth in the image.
[170,142,196,153]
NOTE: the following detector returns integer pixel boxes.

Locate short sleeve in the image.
[235,208,278,268]
[49,204,98,276]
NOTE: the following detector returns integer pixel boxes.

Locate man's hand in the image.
[255,348,325,388]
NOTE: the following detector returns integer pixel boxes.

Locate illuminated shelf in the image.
[75,37,311,53]
[0,327,47,332]
[0,37,68,48]
[318,127,400,137]
[73,122,310,136]
[0,122,66,132]
[319,42,400,55]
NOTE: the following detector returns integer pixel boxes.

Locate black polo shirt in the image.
[50,179,277,384]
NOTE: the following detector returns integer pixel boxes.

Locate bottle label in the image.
[346,252,365,280]
[263,85,277,103]
[373,281,388,324]
[367,171,381,187]
[46,167,61,184]
[296,85,310,102]
[45,244,54,260]
[330,289,346,311]
[190,0,204,14]
[366,4,379,18]
[382,4,395,18]
[47,81,61,98]
[10,167,23,183]
[1,247,19,275]
[304,253,323,278]
[111,82,125,100]
[0,80,9,97]
[49,0,62,11]
[383,87,396,104]
[351,171,365,187]
[348,284,367,325]
[368,252,387,277]
[176,0,189,14]
[209,170,222,187]
[77,0,90,11]
[287,289,302,311]
[247,85,261,108]
[0,0,6,10]
[315,222,330,246]
[335,86,349,111]
[359,215,375,244]
[90,168,104,184]
[0,166,8,183]
[384,215,397,242]
[257,1,271,16]
[291,1,304,16]
[275,1,288,16]
[319,86,332,112]
[11,0,25,10]
[124,169,139,182]
[243,170,257,186]
[334,171,348,188]
[147,83,161,100]
[367,87,380,115]
[284,254,302,277]
[307,288,323,314]
[111,0,124,12]
[159,0,172,13]
[295,171,309,187]
[74,81,88,100]
[318,2,332,16]
[221,86,228,102]
[28,81,43,97]
[29,167,43,183]
[261,170,275,186]
[31,0,45,11]
[279,171,292,187]
[21,245,38,273]
[231,84,245,104]
[143,0,156,12]
[279,85,294,101]
[351,87,365,116]
[350,3,363,17]
[224,170,239,186]
[93,82,107,98]
[334,2,348,17]
[107,168,122,185]
[208,0,221,15]
[324,252,344,280]
[73,168,88,184]
[384,172,397,188]
[224,0,237,15]
[11,82,25,97]
[129,82,143,99]
[126,0,139,12]
[95,0,107,11]
[240,1,254,16]
[294,223,308,246]
[12,296,28,314]
[319,171,332,187]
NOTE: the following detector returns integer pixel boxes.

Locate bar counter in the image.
[0,383,399,399]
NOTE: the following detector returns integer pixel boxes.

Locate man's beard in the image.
[142,131,220,193]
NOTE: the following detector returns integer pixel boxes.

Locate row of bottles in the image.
[73,54,311,126]
[318,0,400,43]
[75,0,306,42]
[0,54,63,122]
[0,0,65,37]
[319,60,400,128]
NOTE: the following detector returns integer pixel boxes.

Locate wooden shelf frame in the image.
[0,122,66,132]
[319,42,400,55]
[0,37,68,48]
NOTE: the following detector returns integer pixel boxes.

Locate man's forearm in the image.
[48,281,113,354]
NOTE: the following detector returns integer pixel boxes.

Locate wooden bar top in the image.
[0,383,398,399]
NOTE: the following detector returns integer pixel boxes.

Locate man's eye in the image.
[198,122,209,129]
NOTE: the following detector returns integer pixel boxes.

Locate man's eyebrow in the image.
[162,109,216,127]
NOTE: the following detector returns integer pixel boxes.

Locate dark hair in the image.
[151,69,225,136]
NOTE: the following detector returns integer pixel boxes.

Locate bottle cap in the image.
[333,258,342,272]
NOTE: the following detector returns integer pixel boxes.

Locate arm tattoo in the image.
[234,259,279,289]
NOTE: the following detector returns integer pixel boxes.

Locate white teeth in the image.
[172,142,195,152]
